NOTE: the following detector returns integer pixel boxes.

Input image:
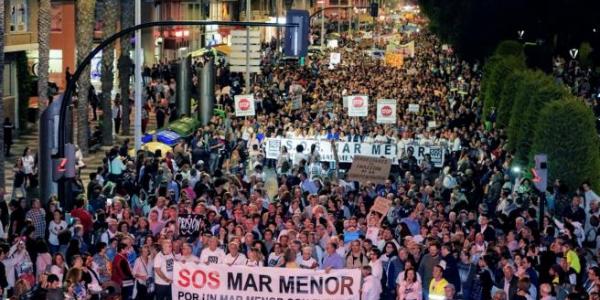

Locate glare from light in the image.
[511,166,521,174]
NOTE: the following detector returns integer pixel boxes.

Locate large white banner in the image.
[376,99,397,124]
[347,95,369,117]
[404,143,445,168]
[266,139,448,168]
[234,94,256,117]
[173,262,361,300]
[265,138,397,163]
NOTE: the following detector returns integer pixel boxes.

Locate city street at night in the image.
[1,0,600,299]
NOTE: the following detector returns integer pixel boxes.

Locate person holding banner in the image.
[200,237,226,265]
[361,265,383,300]
[224,240,247,266]
[154,239,175,300]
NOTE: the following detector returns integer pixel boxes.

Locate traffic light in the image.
[52,143,77,181]
[531,154,548,192]
[370,2,379,17]
[284,9,309,57]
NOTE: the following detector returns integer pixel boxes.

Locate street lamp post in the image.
[134,0,142,151]
[320,0,325,49]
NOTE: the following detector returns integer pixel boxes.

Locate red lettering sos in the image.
[177,269,221,289]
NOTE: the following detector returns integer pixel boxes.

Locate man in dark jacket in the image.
[495,264,519,300]
[441,244,461,293]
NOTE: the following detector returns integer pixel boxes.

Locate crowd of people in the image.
[2,8,600,300]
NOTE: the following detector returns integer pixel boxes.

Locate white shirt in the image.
[48,220,67,246]
[361,274,382,300]
[22,155,35,174]
[200,247,226,265]
[133,257,154,285]
[369,259,383,280]
[298,257,318,269]
[153,251,175,285]
[223,253,247,266]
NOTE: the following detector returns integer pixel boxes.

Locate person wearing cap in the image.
[429,264,449,300]
[444,283,462,300]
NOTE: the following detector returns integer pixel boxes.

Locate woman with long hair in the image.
[381,242,402,300]
[133,245,154,299]
[397,268,422,300]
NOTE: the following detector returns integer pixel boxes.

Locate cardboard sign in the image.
[371,197,393,217]
[330,52,341,65]
[234,94,255,117]
[291,94,302,110]
[384,52,404,68]
[377,99,397,124]
[347,95,369,117]
[177,214,204,237]
[347,155,392,184]
[408,103,419,113]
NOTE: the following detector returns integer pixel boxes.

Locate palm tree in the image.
[100,0,120,146]
[38,0,51,115]
[119,0,134,136]
[0,0,5,189]
[76,0,97,154]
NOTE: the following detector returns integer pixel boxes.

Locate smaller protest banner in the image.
[377,99,397,124]
[330,52,341,65]
[347,155,392,184]
[385,52,404,68]
[408,103,419,113]
[371,197,393,216]
[291,94,302,110]
[234,94,255,117]
[178,214,204,237]
[347,95,369,117]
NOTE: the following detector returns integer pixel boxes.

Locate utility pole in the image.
[134,0,142,150]
[246,0,251,91]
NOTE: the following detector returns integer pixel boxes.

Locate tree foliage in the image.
[531,99,600,191]
[496,70,526,129]
[481,54,526,119]
[493,40,525,59]
[507,71,569,165]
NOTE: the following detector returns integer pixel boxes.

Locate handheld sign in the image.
[330,52,341,65]
[348,95,369,117]
[177,214,204,237]
[234,94,256,117]
[347,155,392,185]
[377,99,397,124]
[408,103,419,113]
[369,196,393,223]
[291,94,302,110]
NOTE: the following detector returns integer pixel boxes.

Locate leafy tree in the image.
[496,70,527,128]
[493,40,525,59]
[531,98,600,190]
[481,55,526,120]
[508,71,569,165]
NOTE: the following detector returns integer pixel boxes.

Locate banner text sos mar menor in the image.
[173,262,361,300]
